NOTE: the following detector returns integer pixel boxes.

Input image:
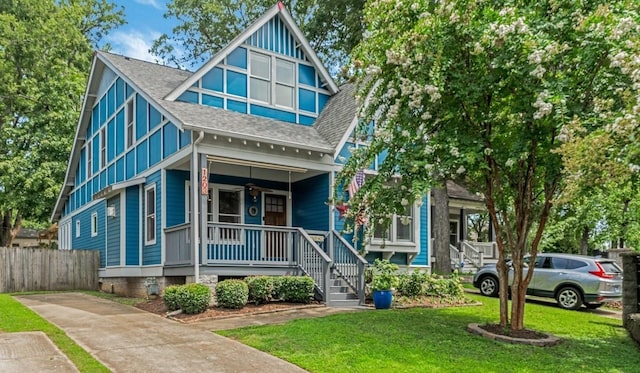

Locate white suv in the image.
[472,253,623,310]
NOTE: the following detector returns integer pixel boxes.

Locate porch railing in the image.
[296,229,332,299]
[165,223,191,265]
[450,244,462,268]
[466,241,496,258]
[461,241,484,268]
[330,230,367,304]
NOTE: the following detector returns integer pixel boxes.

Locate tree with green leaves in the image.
[339,0,640,331]
[0,0,124,247]
[151,0,364,72]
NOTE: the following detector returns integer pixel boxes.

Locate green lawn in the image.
[0,294,109,373]
[219,294,639,373]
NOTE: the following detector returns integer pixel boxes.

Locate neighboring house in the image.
[12,228,41,248]
[51,3,491,302]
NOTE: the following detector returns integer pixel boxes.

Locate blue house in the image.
[52,3,493,304]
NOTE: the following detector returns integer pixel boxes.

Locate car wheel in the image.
[585,303,603,310]
[479,276,499,297]
[556,287,583,310]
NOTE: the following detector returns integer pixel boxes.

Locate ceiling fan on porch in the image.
[245,166,272,202]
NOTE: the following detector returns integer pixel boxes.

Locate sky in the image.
[106,0,177,63]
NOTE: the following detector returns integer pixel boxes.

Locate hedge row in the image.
[163,283,211,314]
[216,275,314,309]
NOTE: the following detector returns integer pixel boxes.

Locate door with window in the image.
[264,194,287,259]
[449,221,459,246]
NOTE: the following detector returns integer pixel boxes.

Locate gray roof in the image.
[99,51,340,152]
[446,180,484,202]
[314,82,358,147]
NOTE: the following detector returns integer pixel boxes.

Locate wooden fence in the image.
[0,247,99,293]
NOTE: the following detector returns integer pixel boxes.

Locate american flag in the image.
[347,170,365,199]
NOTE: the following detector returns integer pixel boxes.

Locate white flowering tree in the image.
[338,0,640,331]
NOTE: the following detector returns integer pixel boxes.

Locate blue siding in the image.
[91,106,99,136]
[163,123,178,158]
[227,71,247,97]
[149,106,162,130]
[292,174,329,230]
[165,170,189,226]
[143,171,162,265]
[107,164,115,185]
[115,78,125,108]
[79,148,86,183]
[125,186,140,265]
[202,67,223,92]
[116,157,125,182]
[413,196,430,266]
[299,64,315,86]
[107,118,115,162]
[227,99,247,114]
[299,88,316,112]
[177,91,198,103]
[92,137,100,174]
[99,97,106,129]
[115,110,125,156]
[250,104,296,123]
[245,14,304,59]
[202,94,223,108]
[299,115,315,125]
[318,93,330,113]
[71,201,106,268]
[227,47,247,69]
[107,86,115,117]
[126,150,136,179]
[106,195,121,266]
[148,131,162,167]
[136,95,148,140]
[99,170,106,190]
[136,140,148,174]
[180,129,191,149]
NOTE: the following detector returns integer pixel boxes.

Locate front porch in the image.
[163,222,367,306]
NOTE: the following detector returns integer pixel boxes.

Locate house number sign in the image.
[201,168,208,195]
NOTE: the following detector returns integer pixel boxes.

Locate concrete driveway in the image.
[16,293,306,373]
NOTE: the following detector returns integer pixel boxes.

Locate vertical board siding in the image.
[0,247,99,293]
[412,196,430,266]
[292,174,329,231]
[143,170,162,265]
[106,194,121,266]
[126,186,140,265]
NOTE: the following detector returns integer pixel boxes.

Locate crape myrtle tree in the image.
[0,0,124,246]
[338,0,640,331]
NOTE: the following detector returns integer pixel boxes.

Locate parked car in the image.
[472,253,623,310]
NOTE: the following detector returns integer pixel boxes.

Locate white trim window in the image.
[145,184,156,245]
[250,52,271,103]
[76,220,81,238]
[275,59,294,108]
[126,98,135,149]
[249,52,295,109]
[87,141,93,178]
[372,205,418,248]
[91,212,98,237]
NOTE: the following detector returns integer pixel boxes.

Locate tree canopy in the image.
[340,0,640,330]
[0,0,124,246]
[150,0,365,73]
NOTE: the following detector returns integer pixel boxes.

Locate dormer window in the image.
[275,59,294,108]
[249,52,295,109]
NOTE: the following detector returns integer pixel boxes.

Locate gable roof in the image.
[164,2,339,101]
[314,82,358,149]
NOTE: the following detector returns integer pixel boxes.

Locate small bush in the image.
[216,279,249,309]
[246,276,274,305]
[279,276,314,303]
[397,270,427,297]
[163,283,211,314]
[271,276,285,300]
[163,285,182,311]
[180,283,211,314]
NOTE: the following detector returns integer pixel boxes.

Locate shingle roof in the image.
[99,51,336,152]
[446,180,484,202]
[314,82,358,148]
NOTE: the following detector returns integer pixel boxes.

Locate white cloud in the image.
[134,0,163,10]
[107,30,161,63]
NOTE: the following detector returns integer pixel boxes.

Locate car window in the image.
[566,259,588,269]
[535,256,547,268]
[598,261,622,273]
[550,257,569,269]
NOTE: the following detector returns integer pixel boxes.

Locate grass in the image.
[0,294,109,373]
[218,294,639,373]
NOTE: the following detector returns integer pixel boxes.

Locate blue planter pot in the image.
[373,290,393,309]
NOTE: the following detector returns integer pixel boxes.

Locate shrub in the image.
[215,279,249,309]
[163,285,182,311]
[271,276,285,300]
[180,283,211,314]
[397,270,427,297]
[163,283,211,314]
[279,276,314,303]
[371,259,399,291]
[246,276,274,305]
[423,272,465,299]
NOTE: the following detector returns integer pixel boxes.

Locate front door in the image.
[264,194,287,259]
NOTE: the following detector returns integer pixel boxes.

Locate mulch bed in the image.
[134,297,322,322]
[479,323,548,340]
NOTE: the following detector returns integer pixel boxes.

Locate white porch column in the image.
[191,131,205,282]
[200,153,209,267]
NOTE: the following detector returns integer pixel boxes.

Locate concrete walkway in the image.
[0,331,79,372]
[16,293,307,373]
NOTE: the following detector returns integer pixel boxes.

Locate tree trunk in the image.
[580,226,589,255]
[432,184,451,275]
[1,210,22,248]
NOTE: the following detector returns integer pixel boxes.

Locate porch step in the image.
[326,276,362,308]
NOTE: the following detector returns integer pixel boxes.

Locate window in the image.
[218,190,241,224]
[126,99,135,148]
[250,53,270,103]
[91,213,98,237]
[145,184,156,245]
[87,141,92,178]
[76,220,80,238]
[374,206,414,242]
[275,59,294,108]
[100,127,106,168]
